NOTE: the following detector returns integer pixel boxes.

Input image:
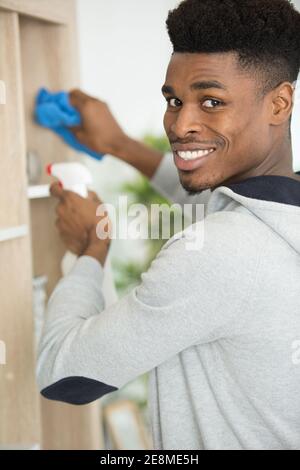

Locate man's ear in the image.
[270,82,294,126]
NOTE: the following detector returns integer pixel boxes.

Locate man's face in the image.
[162,52,272,193]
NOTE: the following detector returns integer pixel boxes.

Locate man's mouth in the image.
[173,148,216,171]
[176,149,215,161]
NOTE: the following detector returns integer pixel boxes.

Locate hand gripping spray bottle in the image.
[47,162,118,307]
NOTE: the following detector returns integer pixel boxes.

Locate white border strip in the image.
[0,225,28,243]
[0,80,6,105]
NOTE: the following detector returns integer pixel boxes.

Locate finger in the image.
[55,203,64,217]
[56,216,89,242]
[55,218,69,234]
[54,189,85,212]
[88,190,101,203]
[50,182,65,200]
[69,89,91,109]
[55,201,74,220]
[65,190,86,205]
[71,125,82,133]
[56,221,77,243]
[71,128,86,144]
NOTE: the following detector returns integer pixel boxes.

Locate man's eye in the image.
[202,99,223,108]
[166,97,181,108]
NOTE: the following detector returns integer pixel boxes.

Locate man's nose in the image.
[170,105,204,138]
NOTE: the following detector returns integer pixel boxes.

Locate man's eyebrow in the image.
[161,80,227,95]
[190,80,227,91]
[161,85,174,95]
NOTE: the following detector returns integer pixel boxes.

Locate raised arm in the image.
[69,89,164,179]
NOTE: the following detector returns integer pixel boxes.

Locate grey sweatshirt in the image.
[37,153,300,450]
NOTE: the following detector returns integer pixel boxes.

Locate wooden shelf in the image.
[0,0,104,451]
[0,225,28,243]
[0,0,72,24]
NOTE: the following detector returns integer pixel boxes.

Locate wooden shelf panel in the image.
[0,224,28,242]
[19,7,104,450]
[0,11,40,447]
[0,11,28,229]
[0,0,73,24]
[0,236,40,446]
[20,15,79,186]
[0,1,104,451]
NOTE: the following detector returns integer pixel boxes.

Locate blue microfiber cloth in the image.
[35,88,105,161]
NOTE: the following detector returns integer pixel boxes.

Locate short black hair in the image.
[166,0,300,96]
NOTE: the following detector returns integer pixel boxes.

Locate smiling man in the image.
[162,3,300,192]
[37,0,300,450]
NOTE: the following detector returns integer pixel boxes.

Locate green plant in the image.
[142,134,171,154]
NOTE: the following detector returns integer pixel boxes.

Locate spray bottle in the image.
[47,162,118,305]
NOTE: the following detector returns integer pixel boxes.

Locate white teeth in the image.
[177,149,215,160]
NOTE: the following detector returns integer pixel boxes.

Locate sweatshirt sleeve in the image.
[150,152,212,207]
[36,211,263,405]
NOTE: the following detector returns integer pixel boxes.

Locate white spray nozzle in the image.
[47,162,92,198]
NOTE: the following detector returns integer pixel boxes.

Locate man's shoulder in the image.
[161,209,265,259]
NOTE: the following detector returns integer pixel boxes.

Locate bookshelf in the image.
[0,0,104,450]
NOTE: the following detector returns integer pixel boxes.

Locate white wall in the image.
[76,0,178,138]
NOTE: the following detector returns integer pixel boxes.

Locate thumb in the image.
[69,89,90,110]
[72,128,87,144]
[50,181,65,200]
[88,190,101,203]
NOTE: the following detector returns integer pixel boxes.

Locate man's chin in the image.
[179,177,212,195]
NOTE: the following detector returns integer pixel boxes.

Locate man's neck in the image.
[225,142,299,186]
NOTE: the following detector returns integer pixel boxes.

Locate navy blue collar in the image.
[224,171,300,208]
